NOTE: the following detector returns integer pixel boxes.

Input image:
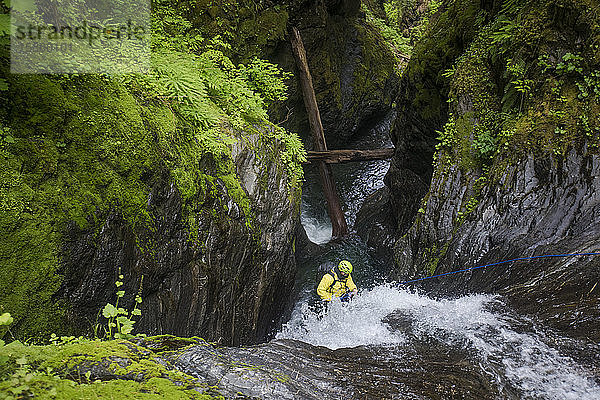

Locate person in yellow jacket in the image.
[317,260,358,302]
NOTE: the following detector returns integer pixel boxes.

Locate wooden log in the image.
[305,148,395,164]
[290,27,327,152]
[290,26,348,238]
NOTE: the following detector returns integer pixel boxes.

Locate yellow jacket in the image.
[317,270,357,301]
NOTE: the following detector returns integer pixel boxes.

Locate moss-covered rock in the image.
[384,0,488,237]
[0,336,224,399]
[388,0,600,340]
[0,39,304,344]
[271,0,401,146]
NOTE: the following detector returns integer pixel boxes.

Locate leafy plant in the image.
[503,58,532,113]
[238,57,292,105]
[473,128,498,159]
[579,71,600,99]
[537,54,552,74]
[578,114,594,138]
[489,17,517,49]
[441,65,456,79]
[499,0,523,16]
[364,5,411,62]
[0,313,13,347]
[556,53,584,75]
[98,269,143,340]
[435,115,457,153]
[409,0,443,45]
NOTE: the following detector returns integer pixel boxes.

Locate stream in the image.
[175,116,600,399]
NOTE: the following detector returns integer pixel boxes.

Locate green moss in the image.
[422,240,451,276]
[414,0,600,279]
[362,2,411,68]
[0,27,305,339]
[0,75,162,339]
[435,0,600,166]
[351,17,399,112]
[404,0,485,120]
[0,338,222,399]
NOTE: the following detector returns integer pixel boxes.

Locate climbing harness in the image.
[325,270,348,294]
[398,252,600,286]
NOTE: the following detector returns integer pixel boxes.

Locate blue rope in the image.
[398,252,600,286]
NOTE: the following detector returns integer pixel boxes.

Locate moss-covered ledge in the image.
[0,335,225,399]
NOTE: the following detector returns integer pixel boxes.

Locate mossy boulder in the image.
[0,336,224,399]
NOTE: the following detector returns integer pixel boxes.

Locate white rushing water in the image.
[278,285,407,349]
[277,285,600,400]
[300,214,332,245]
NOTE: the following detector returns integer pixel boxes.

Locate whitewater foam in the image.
[300,215,331,245]
[277,284,600,399]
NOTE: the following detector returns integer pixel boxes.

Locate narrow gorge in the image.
[1,0,600,399]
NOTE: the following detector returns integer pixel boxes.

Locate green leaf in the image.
[116,290,125,298]
[102,303,118,318]
[116,316,134,334]
[15,356,27,366]
[131,309,141,316]
[0,312,13,326]
[0,15,9,36]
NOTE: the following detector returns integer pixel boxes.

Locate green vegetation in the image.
[0,330,222,399]
[363,3,412,66]
[435,0,600,170]
[401,0,485,121]
[363,0,444,69]
[153,0,289,63]
[0,0,305,339]
[415,0,600,271]
[98,270,144,340]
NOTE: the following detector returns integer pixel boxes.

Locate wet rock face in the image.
[385,0,600,341]
[167,338,500,400]
[271,0,400,146]
[395,149,600,340]
[354,187,396,263]
[382,0,485,237]
[59,136,300,345]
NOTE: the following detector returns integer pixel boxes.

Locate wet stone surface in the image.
[166,337,500,400]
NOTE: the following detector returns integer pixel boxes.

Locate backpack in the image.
[316,261,347,293]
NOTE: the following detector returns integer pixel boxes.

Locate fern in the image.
[502,58,531,113]
[238,58,292,105]
[500,0,522,16]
